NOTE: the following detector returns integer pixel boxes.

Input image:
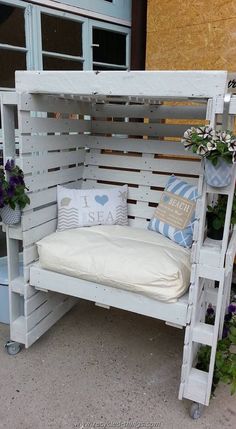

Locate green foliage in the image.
[197,310,236,395]
[207,193,236,231]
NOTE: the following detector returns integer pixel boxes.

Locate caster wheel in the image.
[190,402,204,420]
[5,341,22,356]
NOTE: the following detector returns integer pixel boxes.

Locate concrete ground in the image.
[0,301,235,429]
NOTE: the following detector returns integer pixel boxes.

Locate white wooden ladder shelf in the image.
[1,71,235,418]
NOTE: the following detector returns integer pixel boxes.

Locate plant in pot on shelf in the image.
[0,160,30,225]
[181,126,236,187]
[207,192,236,240]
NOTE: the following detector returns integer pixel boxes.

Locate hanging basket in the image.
[204,158,234,188]
[0,205,21,225]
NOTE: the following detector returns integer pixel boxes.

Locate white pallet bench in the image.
[2,70,236,418]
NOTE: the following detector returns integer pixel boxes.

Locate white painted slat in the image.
[19,113,91,134]
[20,134,89,153]
[91,103,207,119]
[22,149,85,174]
[24,165,84,192]
[26,292,68,331]
[25,180,82,211]
[19,93,91,115]
[91,121,196,137]
[26,297,77,348]
[25,291,49,316]
[86,136,198,157]
[128,217,149,228]
[83,180,162,203]
[22,204,57,232]
[15,70,227,98]
[85,153,200,175]
[23,245,38,266]
[23,219,57,246]
[83,166,198,187]
[128,202,154,219]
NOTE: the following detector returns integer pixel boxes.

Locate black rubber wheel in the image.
[190,402,204,420]
[5,341,22,356]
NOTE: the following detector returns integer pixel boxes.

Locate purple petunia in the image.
[207,306,215,316]
[228,304,236,314]
[9,176,19,186]
[5,159,15,172]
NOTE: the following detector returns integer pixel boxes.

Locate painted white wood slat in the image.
[19,115,91,134]
[91,103,207,119]
[91,121,197,137]
[22,149,85,174]
[85,153,200,175]
[24,165,84,192]
[86,136,199,157]
[83,166,198,187]
[20,134,89,153]
[22,204,57,232]
[19,94,92,116]
[15,70,227,98]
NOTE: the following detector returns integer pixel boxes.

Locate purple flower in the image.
[228,304,236,313]
[7,185,15,198]
[5,159,15,172]
[9,176,19,186]
[222,326,229,338]
[207,307,215,316]
[225,313,232,322]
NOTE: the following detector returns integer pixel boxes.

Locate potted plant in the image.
[207,193,236,240]
[182,126,236,187]
[0,159,30,225]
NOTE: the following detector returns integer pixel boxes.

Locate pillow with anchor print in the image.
[57,184,128,231]
[148,175,198,248]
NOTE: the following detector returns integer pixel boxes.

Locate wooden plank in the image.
[86,136,198,157]
[83,166,198,187]
[19,93,91,115]
[25,179,82,211]
[85,153,200,175]
[25,290,49,316]
[20,134,89,153]
[83,180,162,203]
[24,165,84,192]
[19,113,91,134]
[91,121,197,137]
[91,103,207,119]
[30,265,189,326]
[23,245,38,266]
[26,292,68,331]
[22,204,57,232]
[23,219,57,246]
[15,70,227,98]
[26,297,77,348]
[22,149,85,174]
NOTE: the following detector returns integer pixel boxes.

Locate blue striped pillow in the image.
[148,175,198,248]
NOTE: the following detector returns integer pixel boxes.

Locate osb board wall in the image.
[146,0,236,71]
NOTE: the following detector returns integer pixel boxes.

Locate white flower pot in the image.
[0,205,21,225]
[204,158,234,188]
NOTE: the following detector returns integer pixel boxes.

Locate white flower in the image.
[196,126,214,139]
[196,144,208,156]
[216,131,232,144]
[206,141,217,151]
[228,139,236,152]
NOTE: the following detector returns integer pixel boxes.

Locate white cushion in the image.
[57,185,128,231]
[37,225,191,303]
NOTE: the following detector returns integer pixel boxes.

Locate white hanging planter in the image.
[204,158,234,188]
[0,205,21,225]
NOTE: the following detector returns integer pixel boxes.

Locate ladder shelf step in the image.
[192,322,214,346]
[183,368,208,405]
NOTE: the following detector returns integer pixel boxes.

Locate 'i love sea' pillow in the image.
[57,185,128,231]
[148,175,198,248]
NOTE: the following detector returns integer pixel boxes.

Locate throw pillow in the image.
[148,175,198,248]
[57,185,128,231]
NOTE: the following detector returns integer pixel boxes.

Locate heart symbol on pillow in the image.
[95,195,109,206]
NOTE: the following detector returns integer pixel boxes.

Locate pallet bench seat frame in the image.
[1,70,236,414]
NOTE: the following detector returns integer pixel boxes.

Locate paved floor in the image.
[0,301,235,429]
